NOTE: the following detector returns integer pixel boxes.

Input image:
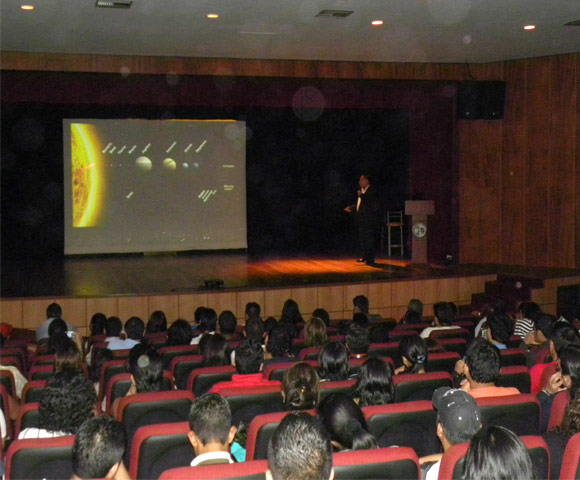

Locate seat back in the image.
[158,460,268,480]
[106,371,174,413]
[497,365,531,393]
[333,446,420,480]
[15,402,40,437]
[499,348,527,367]
[559,431,580,480]
[0,369,16,397]
[297,346,322,360]
[363,401,438,457]
[437,442,468,480]
[539,362,558,394]
[389,329,419,341]
[21,379,47,404]
[1,356,23,374]
[219,385,284,427]
[547,390,570,432]
[30,354,56,367]
[28,364,54,381]
[425,352,460,373]
[98,359,127,402]
[1,347,27,372]
[477,393,540,435]
[439,338,467,356]
[159,344,199,369]
[320,379,357,400]
[368,342,400,358]
[393,371,453,403]
[0,384,13,439]
[187,365,236,398]
[130,422,192,480]
[5,436,75,480]
[428,328,471,342]
[171,354,204,390]
[263,361,317,382]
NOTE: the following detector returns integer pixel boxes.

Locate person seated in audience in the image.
[245,302,263,323]
[146,310,167,334]
[210,340,280,394]
[264,316,278,336]
[529,320,580,394]
[201,333,230,367]
[346,323,370,359]
[267,412,334,480]
[524,313,556,367]
[104,316,126,350]
[45,318,71,354]
[230,317,266,365]
[318,341,349,382]
[280,299,303,339]
[72,415,130,480]
[312,308,331,328]
[401,309,422,325]
[425,337,445,353]
[192,308,218,345]
[265,325,294,365]
[166,318,193,346]
[352,312,370,329]
[54,338,83,373]
[36,302,76,342]
[304,317,328,348]
[218,310,240,342]
[354,357,394,407]
[394,335,428,374]
[541,344,580,478]
[318,392,378,451]
[19,367,96,439]
[353,294,382,323]
[473,297,509,338]
[454,338,520,398]
[408,298,424,317]
[187,393,239,466]
[513,301,541,340]
[92,347,114,394]
[107,316,143,350]
[282,362,320,411]
[369,322,390,343]
[484,313,513,349]
[420,302,458,339]
[419,387,482,480]
[462,425,534,480]
[89,312,107,337]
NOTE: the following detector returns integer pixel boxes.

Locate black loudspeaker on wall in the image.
[457,81,506,120]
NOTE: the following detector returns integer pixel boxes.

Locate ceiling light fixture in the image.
[206,13,219,19]
[20,5,34,10]
[371,20,384,26]
[523,25,536,30]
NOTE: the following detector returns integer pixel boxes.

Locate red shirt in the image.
[530,360,558,395]
[209,373,281,395]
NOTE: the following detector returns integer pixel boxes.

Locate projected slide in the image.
[63,119,247,254]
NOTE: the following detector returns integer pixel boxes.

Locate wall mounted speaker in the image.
[457,81,506,120]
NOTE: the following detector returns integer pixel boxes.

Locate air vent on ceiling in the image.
[316,10,354,18]
[96,0,132,8]
[564,19,580,26]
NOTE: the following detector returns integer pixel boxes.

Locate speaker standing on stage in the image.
[344,175,382,265]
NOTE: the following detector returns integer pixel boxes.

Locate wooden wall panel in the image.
[263,288,292,318]
[58,298,87,329]
[86,298,118,320]
[391,281,415,307]
[207,292,237,318]
[524,57,551,267]
[368,283,392,309]
[117,296,148,322]
[22,299,52,330]
[236,291,265,321]
[1,300,23,327]
[548,55,577,267]
[178,293,208,322]
[291,287,318,318]
[148,295,179,323]
[414,280,438,305]
[317,286,344,316]
[343,285,368,311]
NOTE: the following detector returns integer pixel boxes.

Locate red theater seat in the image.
[559,431,580,480]
[547,390,570,432]
[187,365,236,398]
[263,360,317,382]
[319,379,357,400]
[497,365,531,393]
[425,351,460,373]
[499,348,527,367]
[158,459,268,479]
[393,371,453,402]
[333,446,420,480]
[171,354,204,390]
[476,393,540,436]
[218,384,284,427]
[297,346,322,360]
[159,344,199,369]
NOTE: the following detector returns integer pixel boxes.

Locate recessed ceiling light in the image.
[371,20,384,26]
[523,25,536,30]
[206,13,219,19]
[20,5,34,10]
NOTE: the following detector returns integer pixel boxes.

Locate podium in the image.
[405,200,435,264]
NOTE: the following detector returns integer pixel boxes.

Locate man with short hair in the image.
[192,308,218,345]
[420,387,482,480]
[210,340,280,394]
[106,316,143,350]
[245,302,262,322]
[71,415,130,480]
[187,393,237,466]
[420,302,458,339]
[352,295,382,323]
[267,412,334,480]
[36,302,76,341]
[454,338,520,398]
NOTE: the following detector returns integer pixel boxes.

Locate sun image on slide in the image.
[71,124,103,227]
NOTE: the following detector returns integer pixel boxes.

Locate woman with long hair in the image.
[394,335,428,374]
[282,362,320,411]
[317,341,349,382]
[354,357,394,407]
[304,317,328,348]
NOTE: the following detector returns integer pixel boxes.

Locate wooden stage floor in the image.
[2,252,578,299]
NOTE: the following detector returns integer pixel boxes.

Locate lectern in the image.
[405,200,435,264]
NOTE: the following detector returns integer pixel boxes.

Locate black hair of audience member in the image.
[402,310,422,325]
[48,317,67,337]
[105,316,123,337]
[218,310,237,336]
[559,305,579,323]
[560,344,580,404]
[202,333,230,367]
[354,357,394,407]
[465,338,500,384]
[550,321,580,357]
[517,301,541,319]
[398,335,428,374]
[434,301,455,326]
[535,313,556,340]
[353,295,370,314]
[127,344,164,392]
[72,415,127,479]
[281,299,303,325]
[305,317,328,348]
[352,312,370,328]
[448,302,458,316]
[46,302,62,319]
[267,412,333,480]
[318,341,349,382]
[312,308,330,327]
[234,340,263,375]
[90,313,107,336]
[408,298,424,316]
[166,319,193,346]
[194,306,207,326]
[369,322,390,343]
[198,333,211,357]
[188,393,234,445]
[267,325,293,359]
[54,339,83,373]
[125,316,145,341]
[263,316,278,335]
[91,348,114,383]
[486,313,513,345]
[282,362,320,411]
[346,323,370,355]
[462,425,535,480]
[245,316,265,343]
[39,367,97,435]
[198,308,218,334]
[146,310,167,333]
[245,302,262,320]
[425,337,445,353]
[317,392,378,451]
[47,318,69,354]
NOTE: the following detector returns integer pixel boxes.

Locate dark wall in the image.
[1,71,456,261]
